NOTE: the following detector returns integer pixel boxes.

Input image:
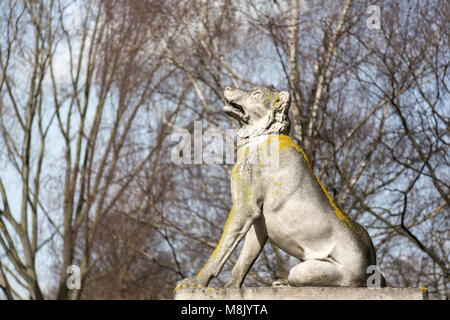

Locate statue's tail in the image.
[380,272,387,287]
[368,233,387,287]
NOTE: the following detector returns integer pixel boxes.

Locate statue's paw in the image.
[175,277,205,290]
[175,278,197,290]
[224,280,239,288]
[272,279,289,288]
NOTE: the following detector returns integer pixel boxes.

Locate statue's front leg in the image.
[175,203,259,290]
[200,203,260,284]
[225,217,267,287]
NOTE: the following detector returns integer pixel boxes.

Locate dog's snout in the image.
[224,87,234,100]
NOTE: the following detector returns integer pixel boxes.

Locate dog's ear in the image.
[279,91,290,105]
[264,90,291,135]
[271,91,291,112]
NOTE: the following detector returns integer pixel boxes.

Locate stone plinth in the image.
[174,287,427,300]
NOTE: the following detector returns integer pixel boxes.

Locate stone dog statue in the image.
[176,85,385,290]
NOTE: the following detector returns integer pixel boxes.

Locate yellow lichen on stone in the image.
[272,179,284,196]
[212,207,235,258]
[174,280,197,291]
[269,92,280,109]
[418,287,428,291]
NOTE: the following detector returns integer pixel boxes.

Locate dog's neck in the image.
[237,116,270,139]
[237,133,290,150]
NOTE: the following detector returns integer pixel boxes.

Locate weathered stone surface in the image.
[174,287,427,300]
[176,86,385,292]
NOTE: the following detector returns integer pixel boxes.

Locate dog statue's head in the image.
[223,85,291,139]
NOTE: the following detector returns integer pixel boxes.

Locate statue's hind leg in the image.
[287,259,344,287]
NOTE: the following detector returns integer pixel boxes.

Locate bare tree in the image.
[0,0,177,299]
[0,0,448,300]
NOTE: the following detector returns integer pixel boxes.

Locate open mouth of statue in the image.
[223,99,248,123]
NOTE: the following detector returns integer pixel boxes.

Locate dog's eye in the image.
[253,92,262,98]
